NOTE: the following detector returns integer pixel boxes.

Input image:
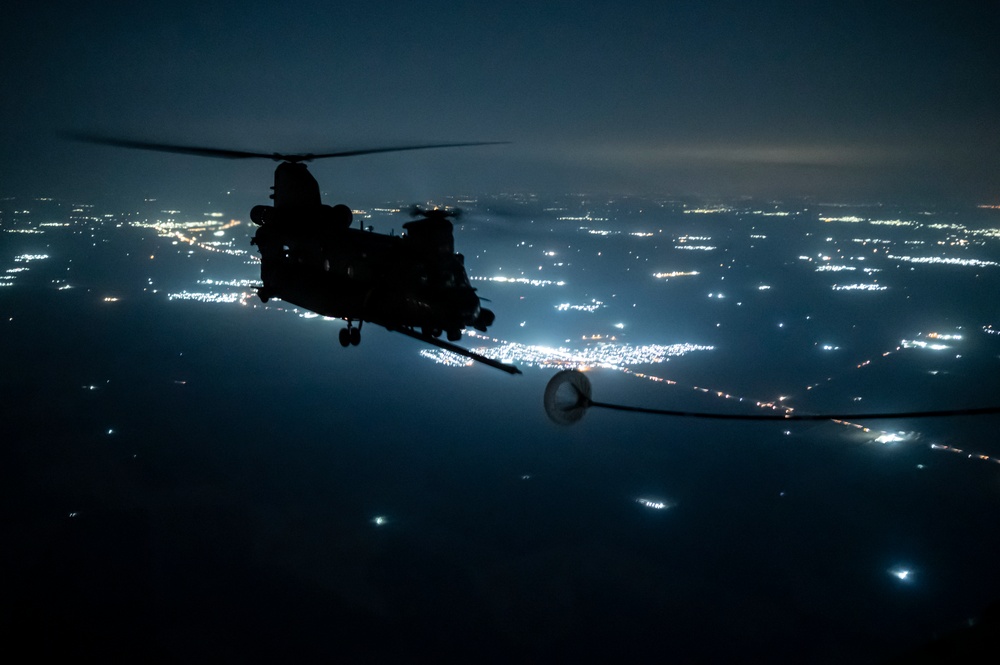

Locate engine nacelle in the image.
[474,307,495,332]
[332,203,353,227]
[319,203,353,229]
[250,205,274,226]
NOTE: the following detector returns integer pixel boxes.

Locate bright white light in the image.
[614,323,625,329]
[636,498,671,510]
[901,339,951,351]
[890,568,911,581]
[372,516,388,526]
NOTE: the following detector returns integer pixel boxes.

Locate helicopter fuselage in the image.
[250,164,496,350]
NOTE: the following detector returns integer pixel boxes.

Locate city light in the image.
[636,498,672,510]
[832,284,888,291]
[889,568,912,582]
[555,300,604,312]
[887,254,998,267]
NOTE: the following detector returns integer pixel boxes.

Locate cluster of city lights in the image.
[14,253,49,262]
[870,219,918,227]
[887,254,998,267]
[930,444,1000,466]
[900,339,951,351]
[197,278,260,288]
[471,275,566,287]
[683,207,731,214]
[167,291,250,304]
[832,284,887,291]
[419,331,714,371]
[820,216,864,223]
[2,254,49,287]
[555,300,604,312]
[636,498,672,510]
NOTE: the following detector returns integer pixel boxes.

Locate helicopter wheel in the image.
[338,328,351,347]
[447,329,462,342]
[350,327,361,346]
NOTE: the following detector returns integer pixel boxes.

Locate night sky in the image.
[2,0,1000,203]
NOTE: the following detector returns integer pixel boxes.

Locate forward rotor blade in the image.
[305,141,509,160]
[63,132,509,162]
[61,132,282,160]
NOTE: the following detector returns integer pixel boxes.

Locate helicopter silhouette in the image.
[65,133,519,374]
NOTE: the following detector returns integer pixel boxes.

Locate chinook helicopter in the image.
[65,134,519,374]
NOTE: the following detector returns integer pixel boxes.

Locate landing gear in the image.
[447,329,462,342]
[339,320,362,347]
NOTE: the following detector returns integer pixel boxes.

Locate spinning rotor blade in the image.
[61,132,285,160]
[63,132,508,163]
[307,142,508,161]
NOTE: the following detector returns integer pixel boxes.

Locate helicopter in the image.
[65,133,520,374]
